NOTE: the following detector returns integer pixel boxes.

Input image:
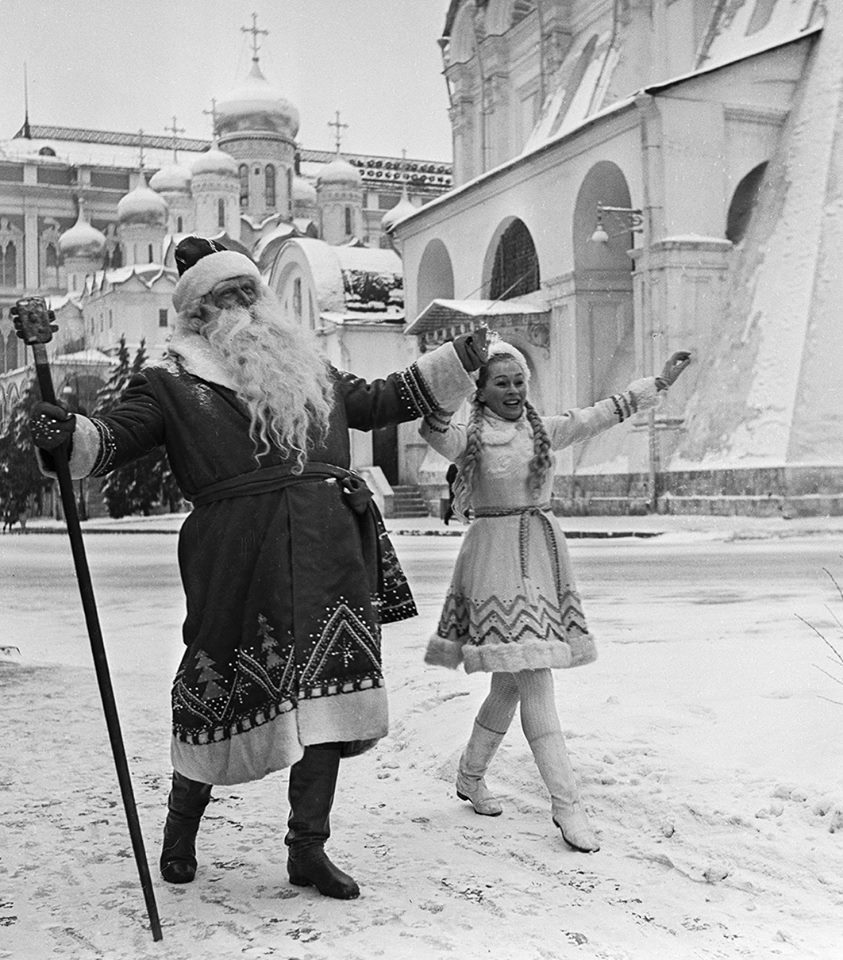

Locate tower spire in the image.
[22,62,31,139]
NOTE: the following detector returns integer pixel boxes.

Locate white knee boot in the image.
[456,721,506,817]
[528,731,599,852]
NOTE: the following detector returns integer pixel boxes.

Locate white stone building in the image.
[393,0,837,516]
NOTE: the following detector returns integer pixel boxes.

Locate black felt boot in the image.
[286,744,360,900]
[160,771,213,884]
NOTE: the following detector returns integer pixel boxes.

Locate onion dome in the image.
[150,161,192,194]
[317,154,361,187]
[190,144,239,177]
[58,208,107,257]
[117,175,168,226]
[292,175,317,205]
[381,191,417,232]
[216,60,299,138]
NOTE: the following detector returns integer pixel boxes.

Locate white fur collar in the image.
[165,331,238,391]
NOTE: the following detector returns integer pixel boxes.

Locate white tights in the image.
[475,668,562,742]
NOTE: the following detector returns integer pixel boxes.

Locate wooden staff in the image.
[12,297,163,942]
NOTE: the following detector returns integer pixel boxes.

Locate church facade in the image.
[0,33,451,515]
[393,0,840,517]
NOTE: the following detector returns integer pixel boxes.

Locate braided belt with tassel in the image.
[472,504,561,602]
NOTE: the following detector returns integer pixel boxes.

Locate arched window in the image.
[265,164,276,207]
[287,168,293,215]
[490,219,540,300]
[726,163,768,244]
[344,207,353,236]
[1,241,17,286]
[239,164,249,206]
[218,198,226,228]
[43,241,60,287]
[6,329,18,371]
[176,216,184,232]
[148,243,154,263]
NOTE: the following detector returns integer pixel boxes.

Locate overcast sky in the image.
[0,0,454,160]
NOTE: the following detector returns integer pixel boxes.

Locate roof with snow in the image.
[405,297,549,336]
[2,126,452,190]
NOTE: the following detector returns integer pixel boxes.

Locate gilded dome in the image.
[117,176,168,226]
[58,209,107,257]
[216,60,300,138]
[317,154,361,188]
[381,192,417,232]
[190,145,238,177]
[150,162,192,194]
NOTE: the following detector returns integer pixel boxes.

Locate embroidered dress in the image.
[57,339,474,784]
[421,378,660,674]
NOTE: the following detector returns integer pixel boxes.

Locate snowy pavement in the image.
[1,522,843,959]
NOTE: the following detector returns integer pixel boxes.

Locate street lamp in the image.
[60,379,88,522]
[589,203,644,244]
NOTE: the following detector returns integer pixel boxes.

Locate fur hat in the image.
[172,236,261,313]
[482,332,531,381]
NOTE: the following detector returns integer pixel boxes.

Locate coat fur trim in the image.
[456,634,598,674]
[424,634,465,670]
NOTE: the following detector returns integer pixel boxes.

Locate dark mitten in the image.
[453,327,489,372]
[656,351,692,390]
[30,401,76,450]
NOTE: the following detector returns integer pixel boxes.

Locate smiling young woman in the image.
[419,335,691,854]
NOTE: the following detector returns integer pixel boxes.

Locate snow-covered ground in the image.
[1,523,843,960]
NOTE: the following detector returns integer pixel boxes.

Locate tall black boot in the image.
[286,744,360,900]
[160,770,213,884]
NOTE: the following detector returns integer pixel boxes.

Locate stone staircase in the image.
[389,484,431,519]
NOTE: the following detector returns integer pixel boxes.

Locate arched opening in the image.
[487,218,540,301]
[217,198,226,229]
[43,242,60,287]
[265,164,276,207]
[1,241,18,286]
[416,239,455,316]
[6,329,19,371]
[572,161,636,404]
[726,162,767,245]
[239,164,249,206]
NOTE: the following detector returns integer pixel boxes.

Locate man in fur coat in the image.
[29,237,483,899]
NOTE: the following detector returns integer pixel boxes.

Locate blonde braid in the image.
[525,400,552,499]
[451,396,485,523]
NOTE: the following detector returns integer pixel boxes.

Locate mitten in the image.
[30,401,76,450]
[655,351,691,391]
[452,327,489,372]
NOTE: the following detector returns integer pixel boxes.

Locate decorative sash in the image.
[473,504,560,602]
[191,461,415,624]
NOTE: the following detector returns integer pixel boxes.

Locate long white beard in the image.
[202,289,333,466]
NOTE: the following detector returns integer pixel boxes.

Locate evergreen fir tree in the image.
[194,650,227,700]
[99,339,183,517]
[0,376,53,528]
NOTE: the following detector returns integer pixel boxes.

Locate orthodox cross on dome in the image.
[328,110,349,153]
[203,98,219,140]
[136,129,146,174]
[241,12,269,63]
[165,115,185,161]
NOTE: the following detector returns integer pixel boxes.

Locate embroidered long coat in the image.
[421,378,661,675]
[58,337,474,784]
